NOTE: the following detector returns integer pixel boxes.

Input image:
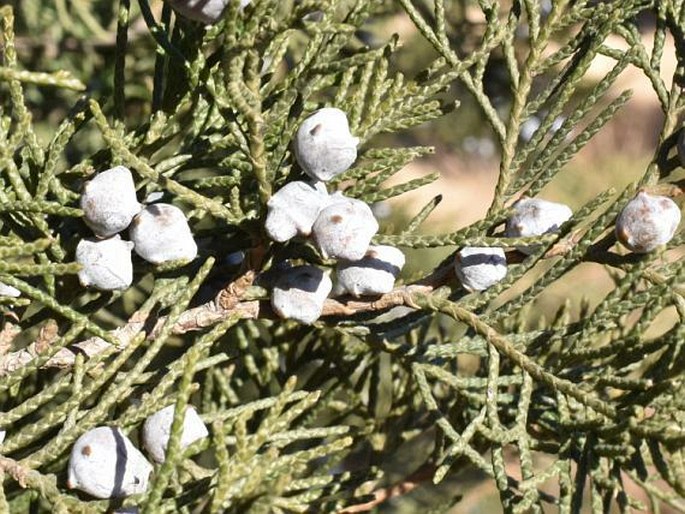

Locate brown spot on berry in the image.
[366,250,378,259]
[81,445,92,457]
[330,215,343,224]
[152,205,175,227]
[616,226,630,244]
[309,124,322,136]
[637,205,651,217]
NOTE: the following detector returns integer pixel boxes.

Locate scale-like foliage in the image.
[0,0,683,512]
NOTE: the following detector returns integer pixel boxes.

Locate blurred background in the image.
[369,6,679,513]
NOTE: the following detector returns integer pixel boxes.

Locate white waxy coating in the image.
[505,197,573,254]
[312,196,379,261]
[165,0,250,24]
[294,108,359,182]
[271,266,332,324]
[265,181,330,242]
[454,247,507,291]
[81,166,141,238]
[0,283,20,297]
[67,426,152,499]
[616,191,681,253]
[142,405,209,464]
[336,245,405,297]
[76,236,135,291]
[129,204,197,264]
[0,429,5,445]
[144,191,165,204]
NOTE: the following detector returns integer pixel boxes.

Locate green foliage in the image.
[0,0,683,512]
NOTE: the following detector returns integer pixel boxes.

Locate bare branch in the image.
[0,267,447,376]
[339,464,436,513]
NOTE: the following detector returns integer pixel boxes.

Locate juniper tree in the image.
[0,0,683,512]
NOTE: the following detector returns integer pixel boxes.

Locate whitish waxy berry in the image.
[67,426,152,499]
[454,247,507,291]
[505,197,572,254]
[142,405,209,464]
[165,0,250,24]
[271,266,332,324]
[265,181,330,242]
[0,283,20,297]
[129,204,197,264]
[312,196,379,261]
[76,236,134,291]
[616,191,681,253]
[336,245,405,297]
[81,166,141,238]
[294,108,359,182]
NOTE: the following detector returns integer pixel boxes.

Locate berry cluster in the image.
[267,108,405,324]
[454,189,682,293]
[77,166,197,291]
[455,197,573,292]
[67,405,208,499]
